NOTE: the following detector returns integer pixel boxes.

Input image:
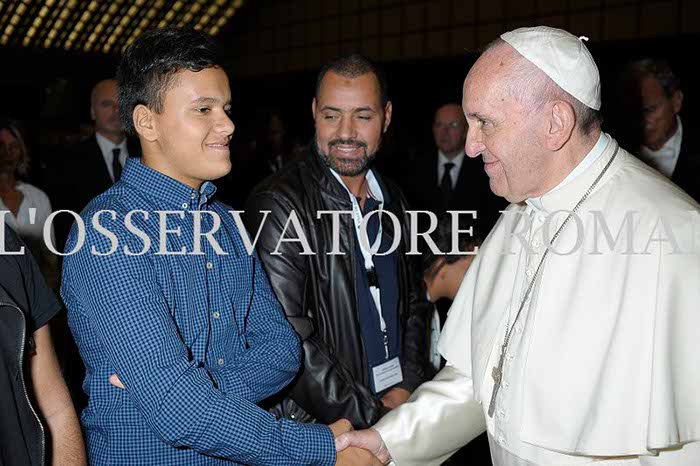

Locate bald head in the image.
[91,79,124,143]
[433,103,467,158]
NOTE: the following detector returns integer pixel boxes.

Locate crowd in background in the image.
[0,44,697,465]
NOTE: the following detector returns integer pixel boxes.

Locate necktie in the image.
[112,147,122,182]
[440,162,454,205]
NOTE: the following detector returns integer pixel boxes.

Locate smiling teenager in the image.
[60,28,378,466]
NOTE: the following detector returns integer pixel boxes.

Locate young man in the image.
[1,224,85,465]
[61,28,375,466]
[245,54,430,429]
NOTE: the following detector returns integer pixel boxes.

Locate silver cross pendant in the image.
[488,348,506,418]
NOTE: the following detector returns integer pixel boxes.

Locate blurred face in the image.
[423,256,474,302]
[91,80,123,139]
[433,104,467,157]
[639,75,682,151]
[463,48,548,203]
[144,67,235,188]
[0,129,22,173]
[313,71,392,176]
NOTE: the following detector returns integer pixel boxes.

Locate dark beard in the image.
[315,137,378,177]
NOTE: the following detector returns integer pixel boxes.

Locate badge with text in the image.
[372,357,403,393]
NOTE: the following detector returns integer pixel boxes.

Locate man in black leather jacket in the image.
[244,54,431,429]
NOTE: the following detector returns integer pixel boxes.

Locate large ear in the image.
[672,90,684,114]
[544,100,576,151]
[133,104,157,142]
[383,101,393,133]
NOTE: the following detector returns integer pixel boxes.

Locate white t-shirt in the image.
[1,182,55,246]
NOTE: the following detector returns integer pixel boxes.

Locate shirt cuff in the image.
[282,421,336,466]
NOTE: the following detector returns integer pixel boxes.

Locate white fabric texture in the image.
[501,26,601,110]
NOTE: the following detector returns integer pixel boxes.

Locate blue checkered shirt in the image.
[61,158,336,465]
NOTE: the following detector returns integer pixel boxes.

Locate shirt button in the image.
[537,214,546,223]
[525,268,534,278]
[213,311,220,319]
[206,261,213,270]
[498,435,505,445]
[217,357,225,366]
[497,409,506,418]
[515,325,523,334]
[190,192,197,199]
[181,202,188,209]
[531,238,541,248]
[503,381,510,389]
[506,353,515,361]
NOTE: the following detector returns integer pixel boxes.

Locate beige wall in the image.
[226,0,696,77]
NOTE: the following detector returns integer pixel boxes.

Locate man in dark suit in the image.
[401,103,505,242]
[619,59,700,202]
[51,79,139,250]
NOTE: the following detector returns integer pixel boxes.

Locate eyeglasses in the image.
[433,121,464,130]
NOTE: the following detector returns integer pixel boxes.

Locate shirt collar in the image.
[637,116,683,176]
[328,167,385,205]
[438,150,466,173]
[526,132,608,211]
[120,158,217,209]
[95,132,128,156]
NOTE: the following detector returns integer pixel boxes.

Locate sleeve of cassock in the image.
[374,365,485,466]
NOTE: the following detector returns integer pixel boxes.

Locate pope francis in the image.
[335,26,700,466]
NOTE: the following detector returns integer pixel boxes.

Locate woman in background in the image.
[0,119,58,288]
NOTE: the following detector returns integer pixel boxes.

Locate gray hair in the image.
[624,58,680,98]
[484,38,602,136]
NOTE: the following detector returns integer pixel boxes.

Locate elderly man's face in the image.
[462,48,548,203]
[313,71,391,177]
[638,75,682,151]
[91,80,123,139]
[433,104,467,157]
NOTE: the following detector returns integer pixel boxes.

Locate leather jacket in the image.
[244,147,431,429]
[0,285,45,466]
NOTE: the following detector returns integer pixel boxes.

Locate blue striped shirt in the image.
[62,158,335,465]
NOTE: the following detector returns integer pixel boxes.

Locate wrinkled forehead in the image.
[462,48,514,112]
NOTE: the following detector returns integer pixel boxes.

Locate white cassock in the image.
[375,134,700,465]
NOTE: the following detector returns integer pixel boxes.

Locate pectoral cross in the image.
[488,346,506,418]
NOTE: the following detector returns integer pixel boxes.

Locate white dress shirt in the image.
[95,132,129,182]
[637,116,682,178]
[437,151,466,189]
[0,182,55,245]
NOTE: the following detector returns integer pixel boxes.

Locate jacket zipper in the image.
[1,301,46,466]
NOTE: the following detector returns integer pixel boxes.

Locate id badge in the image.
[372,357,403,393]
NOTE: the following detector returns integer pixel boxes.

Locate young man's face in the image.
[148,66,234,188]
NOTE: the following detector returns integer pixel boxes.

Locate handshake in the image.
[330,419,390,466]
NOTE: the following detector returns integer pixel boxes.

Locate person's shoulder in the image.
[248,157,314,205]
[17,182,51,204]
[614,148,699,214]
